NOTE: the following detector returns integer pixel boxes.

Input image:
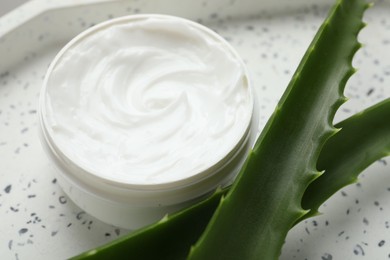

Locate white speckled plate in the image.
[1,0,389,259]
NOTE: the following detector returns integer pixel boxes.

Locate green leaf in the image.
[188,0,368,259]
[301,98,390,219]
[70,187,228,260]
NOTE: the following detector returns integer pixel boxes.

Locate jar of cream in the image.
[39,14,258,229]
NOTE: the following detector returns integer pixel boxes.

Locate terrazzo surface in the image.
[0,0,390,259]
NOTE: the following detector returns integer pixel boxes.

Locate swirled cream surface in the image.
[43,15,253,186]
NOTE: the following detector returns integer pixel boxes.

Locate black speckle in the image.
[52,178,57,184]
[27,194,36,199]
[59,196,67,204]
[28,109,36,114]
[367,88,374,96]
[4,184,12,193]
[0,71,9,78]
[33,216,42,223]
[363,217,369,225]
[321,253,333,260]
[379,159,387,166]
[76,211,85,220]
[20,127,29,134]
[10,206,19,212]
[49,205,55,209]
[67,223,72,228]
[8,240,13,250]
[379,240,385,247]
[51,230,58,236]
[246,25,254,31]
[87,220,93,230]
[196,18,203,24]
[105,232,111,237]
[210,13,218,19]
[115,228,120,236]
[18,228,28,235]
[341,191,347,197]
[353,244,365,255]
[338,231,345,237]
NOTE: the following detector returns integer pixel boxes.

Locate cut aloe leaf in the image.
[188,0,368,259]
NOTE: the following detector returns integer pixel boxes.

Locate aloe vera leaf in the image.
[301,98,390,219]
[72,98,389,259]
[70,187,229,260]
[71,0,369,258]
[188,1,368,259]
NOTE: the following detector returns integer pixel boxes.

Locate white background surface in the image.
[0,0,29,17]
[1,0,390,259]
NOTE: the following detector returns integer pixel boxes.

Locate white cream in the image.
[42,15,253,187]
